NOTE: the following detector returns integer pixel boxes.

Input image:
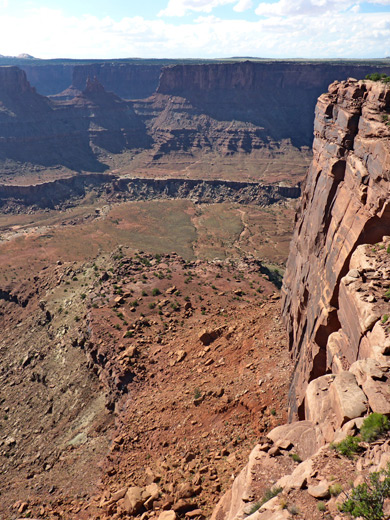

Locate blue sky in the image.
[0,0,389,59]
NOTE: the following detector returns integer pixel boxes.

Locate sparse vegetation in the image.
[360,413,390,443]
[260,486,283,506]
[340,465,390,519]
[289,453,302,463]
[329,483,343,496]
[152,288,161,296]
[317,501,326,512]
[365,73,390,83]
[247,502,261,515]
[194,388,201,399]
[331,435,362,459]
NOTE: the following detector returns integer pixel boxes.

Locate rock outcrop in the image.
[0,174,300,211]
[282,78,390,418]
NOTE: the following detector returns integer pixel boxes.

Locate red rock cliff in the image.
[282,78,390,419]
[158,62,390,146]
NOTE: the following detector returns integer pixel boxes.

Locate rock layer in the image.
[0,174,300,211]
[282,78,390,418]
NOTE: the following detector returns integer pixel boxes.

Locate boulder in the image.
[123,486,144,515]
[350,359,390,414]
[305,375,337,442]
[329,372,368,426]
[158,511,177,520]
[308,480,330,499]
[276,458,313,491]
[267,420,324,460]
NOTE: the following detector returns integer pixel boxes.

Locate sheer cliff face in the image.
[158,62,390,147]
[72,63,162,100]
[282,78,390,419]
[0,67,149,173]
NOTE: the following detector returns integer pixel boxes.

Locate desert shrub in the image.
[288,505,299,515]
[329,483,343,496]
[340,466,390,519]
[382,314,389,324]
[289,453,302,463]
[360,413,390,443]
[331,435,362,459]
[152,288,161,296]
[317,501,326,512]
[260,486,283,506]
[365,73,390,83]
[247,502,261,515]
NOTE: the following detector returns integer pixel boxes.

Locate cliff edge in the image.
[282,78,390,419]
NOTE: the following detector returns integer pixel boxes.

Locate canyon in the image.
[0,58,389,520]
[1,60,390,185]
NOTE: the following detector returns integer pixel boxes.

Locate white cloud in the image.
[255,0,359,17]
[159,0,236,17]
[255,0,390,17]
[233,0,253,12]
[0,7,389,59]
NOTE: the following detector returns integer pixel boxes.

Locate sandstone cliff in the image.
[282,78,390,419]
[158,62,390,147]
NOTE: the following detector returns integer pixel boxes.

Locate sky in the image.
[0,0,389,59]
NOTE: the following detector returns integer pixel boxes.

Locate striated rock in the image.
[282,79,390,418]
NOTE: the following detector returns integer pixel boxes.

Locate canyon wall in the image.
[0,68,149,173]
[282,78,390,419]
[71,63,162,99]
[158,62,390,146]
[2,61,390,181]
[21,64,73,95]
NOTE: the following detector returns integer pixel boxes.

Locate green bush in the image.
[152,288,161,296]
[289,453,302,463]
[360,413,390,443]
[365,73,390,83]
[331,435,362,459]
[340,466,390,519]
